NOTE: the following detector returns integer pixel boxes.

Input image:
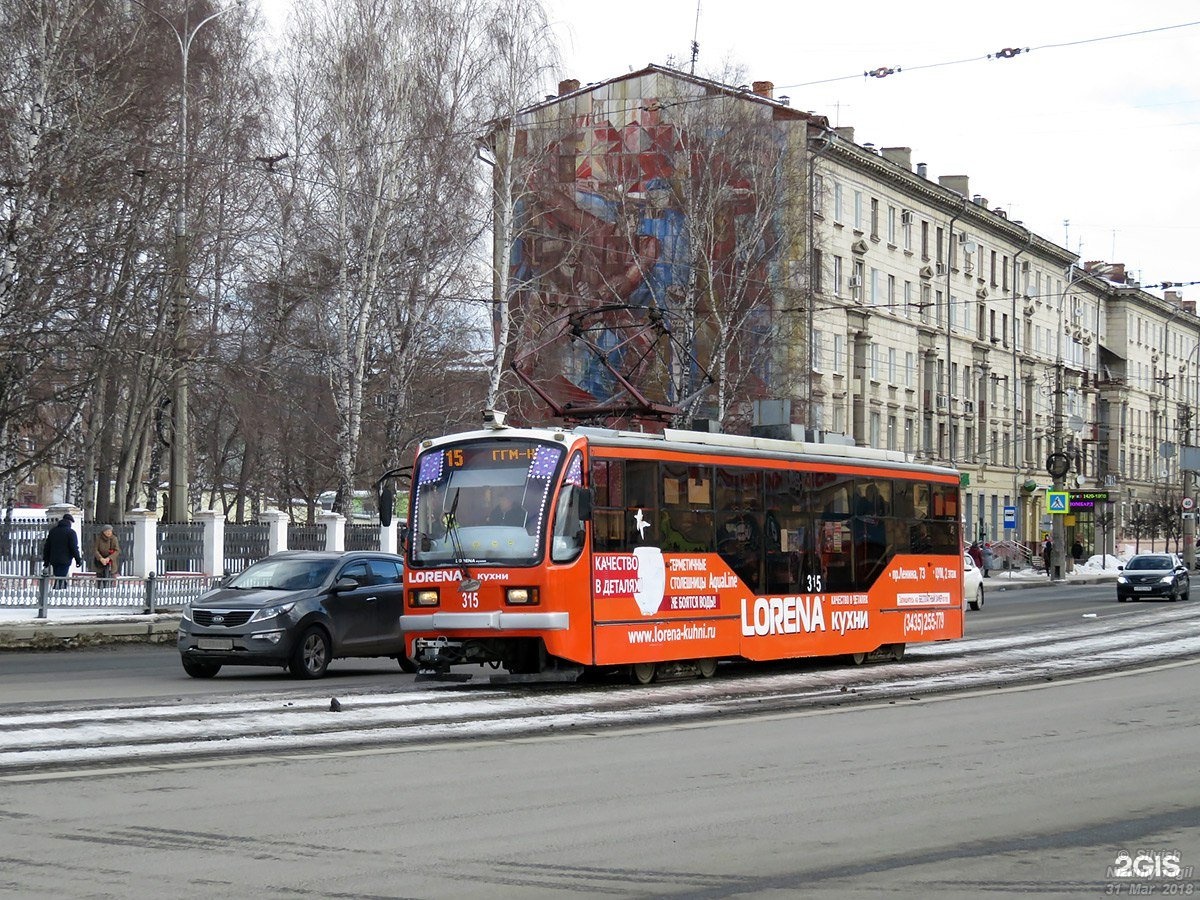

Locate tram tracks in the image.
[1,602,1198,776]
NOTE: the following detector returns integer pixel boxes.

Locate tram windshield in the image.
[409,439,564,567]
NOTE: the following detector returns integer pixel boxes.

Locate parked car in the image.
[963,552,984,610]
[177,550,413,679]
[1116,554,1191,603]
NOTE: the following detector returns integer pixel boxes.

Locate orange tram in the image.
[401,423,964,683]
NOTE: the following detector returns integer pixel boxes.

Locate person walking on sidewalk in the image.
[42,514,83,589]
[92,525,120,588]
[1041,536,1053,578]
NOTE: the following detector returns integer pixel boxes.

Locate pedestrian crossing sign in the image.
[1046,491,1070,514]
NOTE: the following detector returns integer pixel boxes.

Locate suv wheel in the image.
[289,626,330,678]
[182,659,221,679]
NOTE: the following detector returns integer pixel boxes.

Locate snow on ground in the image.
[2,601,1198,775]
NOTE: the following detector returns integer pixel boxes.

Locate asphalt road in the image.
[0,579,1150,707]
[3,658,1196,898]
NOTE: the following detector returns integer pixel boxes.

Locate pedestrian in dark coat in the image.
[43,514,83,589]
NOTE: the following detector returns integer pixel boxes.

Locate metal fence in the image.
[0,572,220,616]
[157,522,204,573]
[287,524,324,551]
[224,523,270,573]
[0,516,51,576]
[345,524,380,551]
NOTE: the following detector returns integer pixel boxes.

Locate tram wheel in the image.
[849,652,867,666]
[892,643,906,661]
[696,658,718,679]
[629,662,657,685]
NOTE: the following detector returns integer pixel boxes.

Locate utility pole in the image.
[130,0,240,522]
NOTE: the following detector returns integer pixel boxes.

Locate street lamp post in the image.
[130,0,239,522]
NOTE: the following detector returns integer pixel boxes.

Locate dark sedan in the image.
[1116,554,1191,603]
[178,550,413,679]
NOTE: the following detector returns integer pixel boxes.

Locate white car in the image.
[963,552,985,610]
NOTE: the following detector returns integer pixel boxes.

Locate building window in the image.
[887,415,897,451]
[812,330,824,372]
[888,347,897,384]
[870,343,880,380]
[870,267,882,306]
[870,197,879,239]
[921,220,930,260]
[936,227,944,265]
[812,249,823,293]
[813,174,824,216]
[833,255,843,296]
[887,274,896,313]
[833,334,845,372]
[853,190,863,230]
[869,412,881,447]
[834,182,843,222]
[905,351,915,388]
[888,206,897,244]
[852,260,864,303]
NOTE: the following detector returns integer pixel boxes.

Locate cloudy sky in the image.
[262,0,1200,299]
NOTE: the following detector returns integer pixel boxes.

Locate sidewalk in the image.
[0,567,1118,651]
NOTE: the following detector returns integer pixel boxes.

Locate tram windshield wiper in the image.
[445,488,481,593]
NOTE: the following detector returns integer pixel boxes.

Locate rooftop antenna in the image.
[689,0,701,74]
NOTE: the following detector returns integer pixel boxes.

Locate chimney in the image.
[881,147,912,170]
[558,78,580,96]
[752,80,774,99]
[938,174,969,198]
[1166,289,1183,305]
[972,194,988,207]
[1183,299,1196,315]
[833,126,855,143]
[916,162,928,178]
[992,207,1007,219]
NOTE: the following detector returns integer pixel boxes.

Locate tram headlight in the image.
[411,589,440,607]
[506,587,540,605]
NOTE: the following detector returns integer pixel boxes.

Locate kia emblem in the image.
[213,615,225,624]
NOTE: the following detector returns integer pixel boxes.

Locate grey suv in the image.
[178,550,412,679]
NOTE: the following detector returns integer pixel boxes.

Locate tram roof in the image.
[422,425,959,480]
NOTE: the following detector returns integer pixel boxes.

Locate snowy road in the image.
[2,601,1198,777]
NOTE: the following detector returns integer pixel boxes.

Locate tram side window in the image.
[661,463,714,552]
[715,467,764,593]
[765,470,815,593]
[926,482,961,553]
[592,459,623,507]
[814,474,854,592]
[891,481,916,519]
[851,477,892,589]
[591,458,625,552]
